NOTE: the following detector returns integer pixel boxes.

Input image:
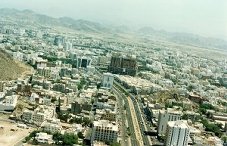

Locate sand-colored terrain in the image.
[0,120,33,146]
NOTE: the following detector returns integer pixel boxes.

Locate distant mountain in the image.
[0,8,109,33]
[0,8,227,50]
[138,26,227,50]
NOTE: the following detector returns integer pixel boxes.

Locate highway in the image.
[113,81,153,146]
[95,68,152,145]
[115,87,131,146]
[113,86,139,146]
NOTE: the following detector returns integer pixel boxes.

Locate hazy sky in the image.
[1,0,227,39]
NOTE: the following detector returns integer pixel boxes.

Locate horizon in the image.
[1,0,227,40]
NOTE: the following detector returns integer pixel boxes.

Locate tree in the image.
[53,132,78,146]
[77,132,84,139]
[201,118,223,137]
[83,117,91,127]
[110,142,121,146]
[222,135,227,143]
[58,113,69,122]
[24,130,40,143]
[62,133,78,146]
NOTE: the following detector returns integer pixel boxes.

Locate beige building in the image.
[42,121,62,133]
[91,120,118,144]
[22,105,55,125]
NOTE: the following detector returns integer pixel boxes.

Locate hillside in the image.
[0,50,29,81]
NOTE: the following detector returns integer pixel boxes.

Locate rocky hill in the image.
[0,50,29,81]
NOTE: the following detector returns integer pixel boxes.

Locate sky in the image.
[1,0,227,39]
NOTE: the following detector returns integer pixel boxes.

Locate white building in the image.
[22,105,55,125]
[101,73,114,89]
[165,120,190,146]
[35,132,53,144]
[42,121,62,133]
[0,95,18,111]
[91,120,118,144]
[64,41,73,50]
[157,108,182,135]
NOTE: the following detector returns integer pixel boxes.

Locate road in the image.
[115,87,131,146]
[114,81,153,146]
[113,86,137,146]
[113,85,144,146]
[95,68,152,145]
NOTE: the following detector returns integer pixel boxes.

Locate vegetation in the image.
[77,77,87,90]
[201,118,222,137]
[24,130,41,143]
[53,132,78,146]
[126,127,131,136]
[69,117,92,127]
[58,112,70,122]
[77,132,84,139]
[199,103,216,115]
[110,142,121,146]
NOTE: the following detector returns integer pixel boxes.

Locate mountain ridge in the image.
[0,8,227,50]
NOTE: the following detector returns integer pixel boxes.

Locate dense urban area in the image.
[0,8,227,146]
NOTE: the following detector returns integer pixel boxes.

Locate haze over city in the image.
[0,1,227,146]
[1,0,227,39]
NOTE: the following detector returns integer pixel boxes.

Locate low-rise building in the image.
[35,132,53,144]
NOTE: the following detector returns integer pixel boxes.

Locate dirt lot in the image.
[0,120,33,146]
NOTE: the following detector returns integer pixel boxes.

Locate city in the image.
[0,1,227,146]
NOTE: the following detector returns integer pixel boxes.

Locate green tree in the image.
[63,133,78,146]
[53,132,78,146]
[110,142,121,146]
[77,132,84,139]
[83,117,91,127]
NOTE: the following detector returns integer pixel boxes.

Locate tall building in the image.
[0,81,5,92]
[91,120,118,144]
[64,41,73,50]
[108,54,137,76]
[157,108,182,136]
[221,72,227,87]
[54,35,65,46]
[77,56,92,68]
[102,73,114,89]
[165,120,190,146]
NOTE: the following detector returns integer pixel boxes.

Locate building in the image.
[0,81,5,92]
[64,41,73,50]
[37,67,51,78]
[101,73,114,89]
[54,35,65,46]
[165,120,190,146]
[22,109,33,123]
[91,120,118,144]
[35,132,53,144]
[157,108,182,135]
[77,56,92,68]
[222,72,227,87]
[0,95,18,111]
[71,98,92,114]
[41,121,62,134]
[108,54,137,76]
[22,105,55,125]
